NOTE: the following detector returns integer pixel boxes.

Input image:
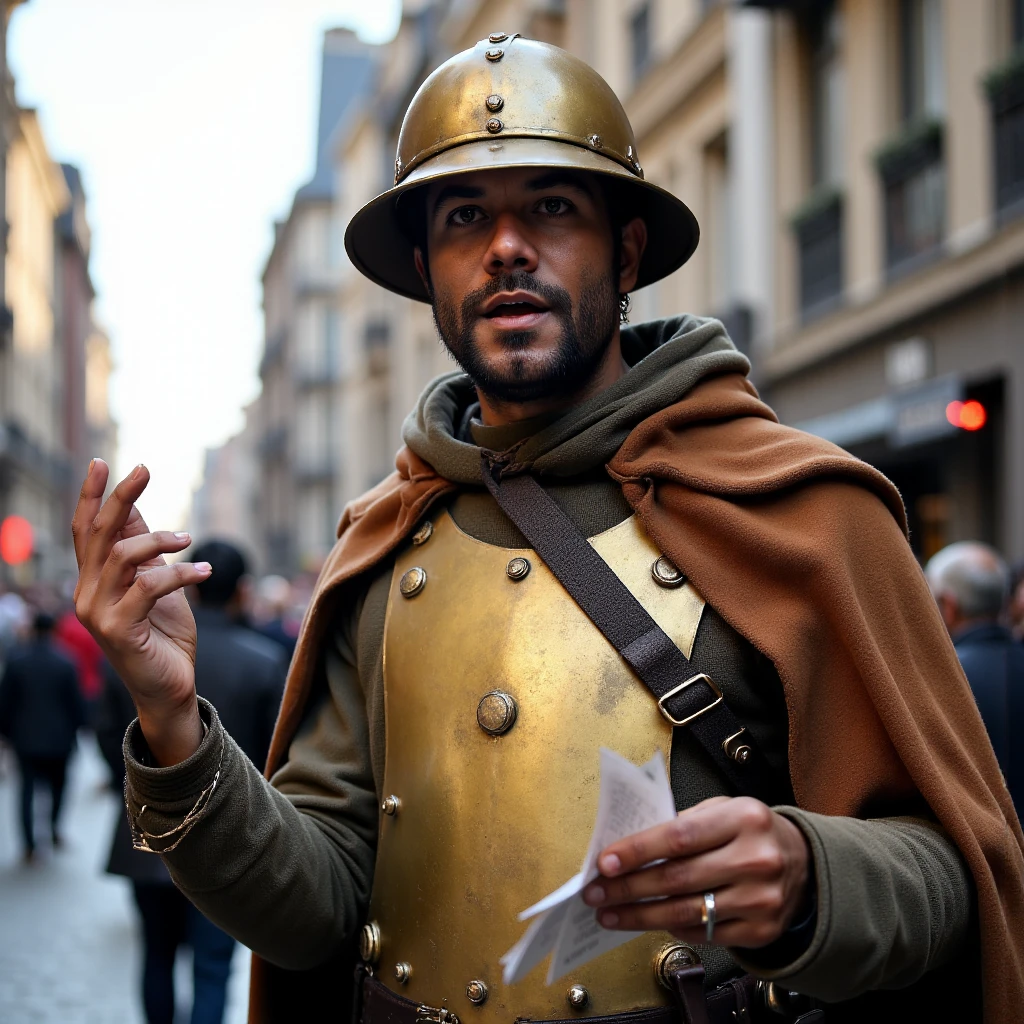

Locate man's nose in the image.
[483,213,539,274]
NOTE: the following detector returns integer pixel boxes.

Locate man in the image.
[927,542,1024,813]
[95,538,288,1024]
[71,37,1022,1024]
[0,610,85,861]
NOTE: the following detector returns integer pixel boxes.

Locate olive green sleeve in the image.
[732,810,973,1001]
[122,617,379,971]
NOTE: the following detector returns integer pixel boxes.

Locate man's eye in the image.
[448,206,482,226]
[539,197,572,215]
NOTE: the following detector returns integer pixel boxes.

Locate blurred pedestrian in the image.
[1009,560,1024,641]
[95,538,286,1024]
[0,610,85,861]
[926,542,1024,811]
[0,585,28,659]
[54,606,106,719]
[188,540,288,768]
[251,574,297,658]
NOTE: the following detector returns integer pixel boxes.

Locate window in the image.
[810,1,844,189]
[631,3,651,83]
[704,135,734,315]
[793,0,845,319]
[986,0,1024,216]
[877,0,945,272]
[899,0,945,124]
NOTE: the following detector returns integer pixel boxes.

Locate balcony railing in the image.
[791,189,843,321]
[985,52,1024,218]
[876,120,945,276]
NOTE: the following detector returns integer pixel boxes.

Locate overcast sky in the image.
[10,0,400,530]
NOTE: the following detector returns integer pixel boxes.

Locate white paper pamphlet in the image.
[500,747,676,986]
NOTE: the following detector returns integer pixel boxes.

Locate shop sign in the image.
[889,375,962,449]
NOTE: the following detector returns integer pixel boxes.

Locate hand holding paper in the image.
[500,747,676,985]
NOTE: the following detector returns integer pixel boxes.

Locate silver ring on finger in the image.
[700,891,716,944]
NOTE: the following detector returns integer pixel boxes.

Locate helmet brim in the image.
[343,136,699,303]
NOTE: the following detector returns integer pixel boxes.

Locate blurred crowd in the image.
[0,540,309,1024]
[0,538,1023,1023]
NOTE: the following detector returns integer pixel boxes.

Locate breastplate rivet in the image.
[382,795,401,816]
[359,921,381,965]
[476,690,518,736]
[651,555,685,588]
[506,556,531,581]
[653,942,701,989]
[466,979,488,1005]
[567,984,590,1010]
[400,566,428,598]
[412,520,433,546]
[394,961,411,984]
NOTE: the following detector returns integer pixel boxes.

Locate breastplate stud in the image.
[382,795,401,816]
[651,556,685,588]
[360,921,382,965]
[567,984,590,1010]
[466,979,488,1005]
[506,556,531,581]
[653,942,701,989]
[476,690,518,736]
[395,962,411,984]
[400,567,428,598]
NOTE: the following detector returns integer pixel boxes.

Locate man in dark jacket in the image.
[927,541,1024,811]
[0,610,85,861]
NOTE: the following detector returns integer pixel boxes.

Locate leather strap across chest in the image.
[482,455,782,805]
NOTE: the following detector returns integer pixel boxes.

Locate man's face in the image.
[417,167,629,405]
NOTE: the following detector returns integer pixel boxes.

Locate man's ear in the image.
[618,217,648,294]
[413,248,432,299]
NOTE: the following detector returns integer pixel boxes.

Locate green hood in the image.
[401,314,749,485]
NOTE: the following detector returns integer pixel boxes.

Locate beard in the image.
[431,268,620,404]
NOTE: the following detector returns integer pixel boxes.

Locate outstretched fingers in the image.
[75,464,153,589]
[71,458,110,566]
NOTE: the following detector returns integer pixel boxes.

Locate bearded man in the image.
[71,36,1022,1024]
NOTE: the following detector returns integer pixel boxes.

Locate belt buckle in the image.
[416,1005,461,1024]
[657,673,723,727]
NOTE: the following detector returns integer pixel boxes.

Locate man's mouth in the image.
[480,291,551,327]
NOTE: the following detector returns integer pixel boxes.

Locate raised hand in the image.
[72,459,210,766]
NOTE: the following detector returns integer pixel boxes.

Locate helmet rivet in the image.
[485,117,503,134]
[394,156,403,184]
[488,31,508,43]
[485,93,504,113]
[587,134,603,148]
[485,48,504,62]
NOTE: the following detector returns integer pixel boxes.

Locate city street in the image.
[0,734,250,1023]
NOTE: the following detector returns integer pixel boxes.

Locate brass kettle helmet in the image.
[344,34,699,302]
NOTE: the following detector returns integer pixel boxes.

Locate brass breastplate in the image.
[369,510,705,1020]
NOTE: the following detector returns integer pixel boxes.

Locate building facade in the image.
[243,0,1024,573]
[254,29,375,574]
[0,1,116,586]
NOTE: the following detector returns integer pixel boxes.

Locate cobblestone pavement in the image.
[0,735,250,1023]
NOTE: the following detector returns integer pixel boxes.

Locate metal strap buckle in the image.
[416,1006,461,1024]
[657,673,723,727]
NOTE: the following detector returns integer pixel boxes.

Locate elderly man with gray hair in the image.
[926,541,1024,812]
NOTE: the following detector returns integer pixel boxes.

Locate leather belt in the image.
[358,970,822,1024]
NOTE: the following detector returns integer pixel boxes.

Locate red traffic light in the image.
[0,515,33,565]
[945,399,987,432]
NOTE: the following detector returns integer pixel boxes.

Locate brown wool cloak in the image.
[260,372,1024,1023]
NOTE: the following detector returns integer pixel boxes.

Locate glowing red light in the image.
[946,400,987,432]
[0,515,33,565]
